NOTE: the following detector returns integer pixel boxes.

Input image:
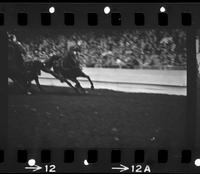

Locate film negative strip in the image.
[0,2,200,173]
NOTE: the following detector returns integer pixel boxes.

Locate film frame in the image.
[0,2,200,173]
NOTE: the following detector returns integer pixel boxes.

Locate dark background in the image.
[0,3,200,173]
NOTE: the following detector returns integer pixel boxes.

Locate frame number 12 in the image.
[45,165,56,173]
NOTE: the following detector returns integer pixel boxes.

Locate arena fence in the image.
[37,68,187,96]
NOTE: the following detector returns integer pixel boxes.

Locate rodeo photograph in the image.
[7,29,188,149]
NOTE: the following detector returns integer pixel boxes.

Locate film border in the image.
[0,2,200,173]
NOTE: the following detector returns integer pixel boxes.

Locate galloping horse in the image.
[8,43,46,93]
[44,51,94,93]
[8,34,47,93]
[8,41,28,92]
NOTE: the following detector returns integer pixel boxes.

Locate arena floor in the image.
[38,68,187,96]
[8,85,187,149]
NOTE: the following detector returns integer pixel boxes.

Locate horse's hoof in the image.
[91,86,94,90]
[27,91,32,95]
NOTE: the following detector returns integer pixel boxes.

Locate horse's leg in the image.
[34,77,44,92]
[55,74,79,93]
[42,68,79,93]
[10,76,29,94]
[71,78,85,93]
[25,81,33,95]
[12,78,26,92]
[19,80,31,95]
[79,72,94,90]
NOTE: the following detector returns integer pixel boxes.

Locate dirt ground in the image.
[7,85,187,149]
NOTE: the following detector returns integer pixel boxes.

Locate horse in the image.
[44,53,94,93]
[23,60,45,92]
[42,55,80,93]
[8,42,29,93]
[8,42,45,94]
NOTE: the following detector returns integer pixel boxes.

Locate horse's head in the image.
[69,45,81,55]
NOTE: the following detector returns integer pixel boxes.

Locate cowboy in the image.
[8,32,26,56]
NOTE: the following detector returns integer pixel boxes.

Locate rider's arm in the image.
[16,41,26,55]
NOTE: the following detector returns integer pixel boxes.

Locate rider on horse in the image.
[43,42,94,92]
[8,32,26,56]
[8,32,26,71]
[54,45,81,72]
[64,46,81,68]
[47,45,81,83]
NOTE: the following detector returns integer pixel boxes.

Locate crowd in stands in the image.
[197,36,200,76]
[13,29,187,69]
